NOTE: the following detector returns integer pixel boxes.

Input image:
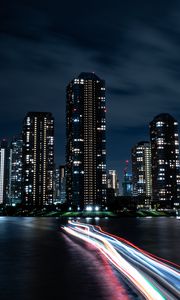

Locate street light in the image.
[86,206,92,211]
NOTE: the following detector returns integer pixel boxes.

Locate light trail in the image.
[89,225,180,293]
[95,225,180,270]
[62,220,180,300]
[63,226,163,300]
[62,232,130,300]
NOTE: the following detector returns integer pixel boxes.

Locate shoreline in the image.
[0,209,178,218]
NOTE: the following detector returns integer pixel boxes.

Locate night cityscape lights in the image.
[0,78,180,211]
[1,3,180,300]
[150,114,180,208]
[66,72,107,210]
[132,141,152,203]
[22,112,54,206]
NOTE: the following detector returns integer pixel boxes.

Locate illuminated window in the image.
[156,121,164,127]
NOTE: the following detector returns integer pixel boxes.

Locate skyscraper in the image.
[59,165,66,203]
[150,113,180,207]
[107,170,119,196]
[53,167,60,203]
[66,72,106,209]
[53,166,66,204]
[0,140,10,205]
[132,141,152,198]
[122,172,133,196]
[9,137,23,205]
[22,112,54,207]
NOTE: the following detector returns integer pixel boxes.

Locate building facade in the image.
[59,165,66,203]
[0,140,10,205]
[122,172,133,196]
[53,167,60,203]
[150,113,180,207]
[107,170,119,196]
[132,141,152,198]
[53,165,66,204]
[9,137,23,205]
[22,112,54,207]
[66,72,106,209]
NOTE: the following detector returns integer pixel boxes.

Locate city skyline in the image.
[1,109,180,206]
[1,107,180,183]
[1,2,180,300]
[1,1,180,179]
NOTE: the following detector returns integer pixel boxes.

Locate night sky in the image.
[1,0,180,184]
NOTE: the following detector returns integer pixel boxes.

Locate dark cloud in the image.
[1,0,180,183]
[108,85,141,97]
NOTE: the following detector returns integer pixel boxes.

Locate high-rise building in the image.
[0,140,10,205]
[122,172,133,196]
[150,113,180,207]
[53,167,60,203]
[59,165,66,203]
[132,141,152,198]
[22,112,54,207]
[66,72,106,209]
[9,137,23,205]
[107,170,119,196]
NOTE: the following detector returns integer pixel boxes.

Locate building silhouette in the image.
[150,113,180,207]
[132,141,152,198]
[22,112,54,207]
[66,72,106,209]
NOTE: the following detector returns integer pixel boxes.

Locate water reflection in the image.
[62,232,136,300]
[0,217,179,300]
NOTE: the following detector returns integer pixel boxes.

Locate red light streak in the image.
[63,223,167,300]
[95,225,180,270]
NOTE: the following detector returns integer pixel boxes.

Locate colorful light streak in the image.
[95,225,180,270]
[62,232,130,300]
[62,221,179,300]
[90,225,180,290]
[62,221,180,300]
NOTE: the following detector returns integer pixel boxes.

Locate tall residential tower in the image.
[9,137,23,205]
[107,170,119,196]
[66,72,106,209]
[22,112,54,206]
[59,165,66,203]
[150,113,180,207]
[132,141,152,198]
[0,140,10,205]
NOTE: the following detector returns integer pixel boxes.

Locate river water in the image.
[0,217,179,300]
